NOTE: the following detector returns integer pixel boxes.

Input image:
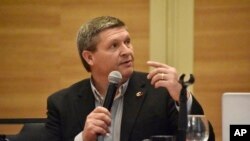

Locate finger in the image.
[96,113,111,126]
[92,119,110,133]
[150,73,165,85]
[147,67,169,79]
[88,112,111,126]
[93,126,108,135]
[150,72,175,85]
[92,107,111,124]
[84,116,111,136]
[147,61,170,68]
[85,122,109,136]
[153,80,167,88]
[93,106,111,117]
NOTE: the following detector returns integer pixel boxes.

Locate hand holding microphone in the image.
[83,71,122,140]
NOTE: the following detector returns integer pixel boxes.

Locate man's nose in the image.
[120,43,132,55]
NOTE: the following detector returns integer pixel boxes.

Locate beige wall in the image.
[150,1,250,141]
[194,0,250,141]
[1,1,250,140]
[150,0,194,74]
[0,0,149,133]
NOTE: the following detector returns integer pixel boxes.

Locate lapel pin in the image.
[136,91,143,97]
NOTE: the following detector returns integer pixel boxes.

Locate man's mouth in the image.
[120,60,132,65]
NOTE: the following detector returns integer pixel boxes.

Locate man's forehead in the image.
[99,27,130,40]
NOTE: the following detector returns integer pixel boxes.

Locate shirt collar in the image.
[90,77,129,102]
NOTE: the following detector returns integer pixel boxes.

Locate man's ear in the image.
[82,50,94,65]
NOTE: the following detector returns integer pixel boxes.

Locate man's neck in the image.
[91,74,109,96]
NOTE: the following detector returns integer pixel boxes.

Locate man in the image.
[45,16,215,141]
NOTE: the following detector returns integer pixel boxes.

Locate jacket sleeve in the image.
[44,94,63,141]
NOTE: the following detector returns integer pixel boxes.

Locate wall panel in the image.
[0,0,149,133]
[194,0,250,140]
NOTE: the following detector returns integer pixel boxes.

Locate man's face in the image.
[90,27,134,80]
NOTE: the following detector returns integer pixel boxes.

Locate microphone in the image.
[102,71,122,111]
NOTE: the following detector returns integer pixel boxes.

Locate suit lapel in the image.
[73,81,95,127]
[121,72,147,141]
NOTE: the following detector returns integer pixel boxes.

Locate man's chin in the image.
[120,68,133,80]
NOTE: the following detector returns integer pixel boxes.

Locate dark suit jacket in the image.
[45,71,215,141]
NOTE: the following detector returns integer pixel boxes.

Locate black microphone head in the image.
[108,71,122,84]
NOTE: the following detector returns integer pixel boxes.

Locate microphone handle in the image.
[103,83,118,111]
[177,86,187,141]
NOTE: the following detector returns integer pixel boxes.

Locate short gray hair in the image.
[77,16,126,72]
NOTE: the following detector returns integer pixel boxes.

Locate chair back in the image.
[0,118,46,141]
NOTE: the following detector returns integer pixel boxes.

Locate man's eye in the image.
[125,39,130,45]
[111,43,118,48]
